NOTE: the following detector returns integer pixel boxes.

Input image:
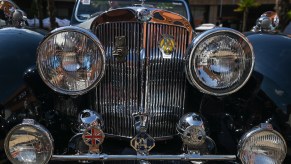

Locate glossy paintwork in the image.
[246,32,291,113]
[0,27,44,103]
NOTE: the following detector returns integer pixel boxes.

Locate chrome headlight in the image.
[37,26,105,95]
[4,119,53,164]
[238,123,287,164]
[186,28,254,96]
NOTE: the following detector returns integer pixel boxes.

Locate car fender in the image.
[246,32,291,113]
[0,27,44,103]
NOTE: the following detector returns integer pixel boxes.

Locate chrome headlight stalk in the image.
[37,26,106,95]
[177,113,216,155]
[238,123,287,164]
[4,119,54,164]
[186,28,255,96]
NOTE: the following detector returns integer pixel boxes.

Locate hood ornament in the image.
[137,8,152,22]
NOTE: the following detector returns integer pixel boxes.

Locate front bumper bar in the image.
[51,154,236,161]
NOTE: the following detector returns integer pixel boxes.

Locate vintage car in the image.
[0,0,290,163]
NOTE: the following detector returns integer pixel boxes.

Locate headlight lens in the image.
[186,28,254,96]
[37,26,105,95]
[238,123,287,164]
[4,119,53,164]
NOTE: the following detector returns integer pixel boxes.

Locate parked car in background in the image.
[0,0,290,163]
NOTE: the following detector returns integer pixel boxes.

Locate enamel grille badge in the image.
[82,125,105,153]
[159,35,176,59]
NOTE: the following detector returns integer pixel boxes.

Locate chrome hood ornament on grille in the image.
[137,8,152,21]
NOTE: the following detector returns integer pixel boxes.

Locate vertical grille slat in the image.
[93,22,188,138]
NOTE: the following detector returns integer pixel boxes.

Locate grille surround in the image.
[91,8,193,139]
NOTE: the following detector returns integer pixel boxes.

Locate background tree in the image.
[47,0,57,30]
[276,0,290,30]
[234,0,260,32]
[36,0,43,28]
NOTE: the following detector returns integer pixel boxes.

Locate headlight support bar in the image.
[51,154,236,161]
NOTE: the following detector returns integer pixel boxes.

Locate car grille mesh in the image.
[93,22,189,138]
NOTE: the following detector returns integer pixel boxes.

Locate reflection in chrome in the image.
[186,28,254,96]
[78,109,104,132]
[177,113,206,147]
[37,26,105,95]
[238,123,287,164]
[252,11,279,32]
[4,119,54,164]
[92,18,190,138]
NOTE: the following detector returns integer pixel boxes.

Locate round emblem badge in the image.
[82,126,105,147]
[158,35,176,59]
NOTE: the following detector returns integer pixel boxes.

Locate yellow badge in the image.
[159,35,175,59]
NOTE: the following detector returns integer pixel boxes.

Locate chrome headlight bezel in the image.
[186,27,255,96]
[238,123,287,164]
[37,26,106,95]
[4,119,54,164]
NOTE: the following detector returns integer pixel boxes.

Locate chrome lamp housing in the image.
[4,119,54,164]
[37,26,106,95]
[238,123,287,164]
[186,28,255,96]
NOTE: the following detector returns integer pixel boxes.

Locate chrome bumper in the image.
[51,154,236,161]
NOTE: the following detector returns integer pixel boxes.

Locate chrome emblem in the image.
[82,125,105,153]
[112,36,128,61]
[183,125,206,146]
[130,132,155,154]
[159,35,175,59]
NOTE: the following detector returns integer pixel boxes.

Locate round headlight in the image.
[37,26,105,95]
[186,28,254,96]
[4,119,53,164]
[238,123,287,164]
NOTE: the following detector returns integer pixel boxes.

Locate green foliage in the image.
[288,10,291,19]
[234,0,260,12]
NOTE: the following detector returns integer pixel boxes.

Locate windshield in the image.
[74,0,189,24]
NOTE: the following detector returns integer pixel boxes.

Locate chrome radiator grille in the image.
[93,22,189,138]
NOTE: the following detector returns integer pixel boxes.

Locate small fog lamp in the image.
[238,123,287,164]
[4,119,53,164]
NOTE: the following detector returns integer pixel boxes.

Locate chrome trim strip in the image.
[51,154,236,161]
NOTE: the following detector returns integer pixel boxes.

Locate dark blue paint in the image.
[247,32,291,113]
[0,27,44,103]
